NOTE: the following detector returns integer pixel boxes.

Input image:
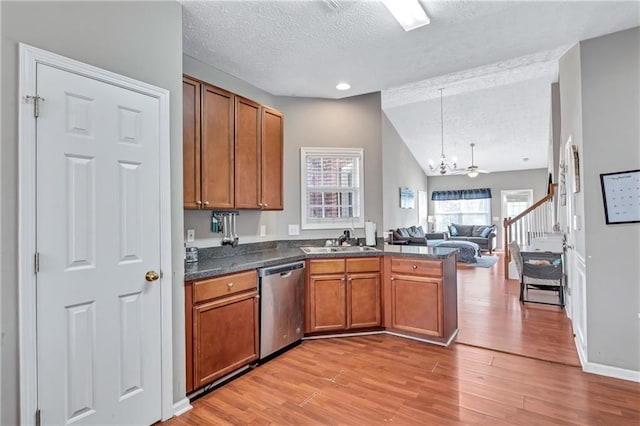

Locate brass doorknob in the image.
[145,270,160,282]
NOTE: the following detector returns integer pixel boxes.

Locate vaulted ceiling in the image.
[182,0,639,175]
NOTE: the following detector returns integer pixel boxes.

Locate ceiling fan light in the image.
[467,169,479,178]
[382,0,430,32]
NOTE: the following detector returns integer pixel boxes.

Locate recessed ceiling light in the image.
[383,0,430,32]
[523,157,529,162]
[336,82,351,91]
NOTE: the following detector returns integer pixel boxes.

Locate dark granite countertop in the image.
[184,240,457,281]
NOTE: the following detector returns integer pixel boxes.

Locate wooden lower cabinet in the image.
[384,255,457,343]
[390,275,442,337]
[308,275,346,332]
[186,270,259,393]
[348,273,382,329]
[306,257,381,334]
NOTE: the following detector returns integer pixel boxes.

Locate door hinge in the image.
[35,408,41,426]
[25,95,45,118]
[34,252,40,274]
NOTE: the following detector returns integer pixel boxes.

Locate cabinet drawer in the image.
[347,257,380,273]
[391,258,442,277]
[309,259,345,275]
[194,270,257,303]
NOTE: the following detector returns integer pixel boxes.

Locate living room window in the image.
[431,188,492,232]
[300,147,364,230]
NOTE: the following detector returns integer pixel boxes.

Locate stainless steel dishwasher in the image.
[258,261,305,359]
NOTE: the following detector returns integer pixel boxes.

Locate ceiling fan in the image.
[455,143,490,178]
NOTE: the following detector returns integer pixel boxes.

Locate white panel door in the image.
[36,63,162,425]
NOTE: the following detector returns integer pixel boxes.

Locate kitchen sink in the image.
[300,246,380,254]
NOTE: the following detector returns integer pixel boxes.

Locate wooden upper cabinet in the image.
[182,75,284,210]
[201,83,235,209]
[235,97,262,209]
[261,106,284,210]
[183,77,201,209]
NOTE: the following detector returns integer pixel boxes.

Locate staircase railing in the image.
[503,183,557,278]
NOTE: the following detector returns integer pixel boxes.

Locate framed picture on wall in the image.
[572,145,581,193]
[600,169,640,224]
[399,187,415,209]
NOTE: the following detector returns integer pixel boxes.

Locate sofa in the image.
[390,226,446,245]
[389,225,480,263]
[447,223,496,254]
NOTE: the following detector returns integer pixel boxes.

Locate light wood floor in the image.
[166,335,640,425]
[457,252,580,366]
[165,253,638,424]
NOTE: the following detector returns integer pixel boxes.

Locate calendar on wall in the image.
[600,170,640,224]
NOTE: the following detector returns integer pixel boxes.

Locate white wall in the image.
[277,94,384,240]
[1,2,184,423]
[427,169,549,250]
[382,112,428,231]
[580,27,640,371]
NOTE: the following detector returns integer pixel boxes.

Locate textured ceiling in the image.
[182,0,639,175]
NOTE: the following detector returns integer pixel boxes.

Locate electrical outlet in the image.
[186,229,195,242]
[260,225,266,237]
[288,224,300,236]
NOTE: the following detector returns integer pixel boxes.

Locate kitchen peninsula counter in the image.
[185,241,457,281]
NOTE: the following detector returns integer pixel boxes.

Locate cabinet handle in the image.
[390,276,395,281]
[263,203,268,207]
[348,277,352,282]
[341,278,346,281]
[258,203,263,207]
[412,265,418,269]
[203,201,209,206]
[195,200,202,205]
[227,282,234,289]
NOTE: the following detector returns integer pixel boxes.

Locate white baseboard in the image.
[583,361,640,383]
[574,337,639,383]
[173,397,192,417]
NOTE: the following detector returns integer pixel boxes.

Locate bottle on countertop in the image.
[185,246,198,263]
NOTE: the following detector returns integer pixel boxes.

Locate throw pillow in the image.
[480,226,493,238]
[448,225,458,236]
[408,226,425,238]
[397,228,410,238]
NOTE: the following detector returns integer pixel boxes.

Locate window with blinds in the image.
[300,147,364,230]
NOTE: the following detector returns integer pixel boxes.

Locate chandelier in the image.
[429,88,457,175]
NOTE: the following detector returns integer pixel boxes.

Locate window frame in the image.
[432,198,492,232]
[300,147,365,230]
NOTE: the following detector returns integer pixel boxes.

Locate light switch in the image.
[186,229,195,242]
[260,225,266,237]
[288,224,300,236]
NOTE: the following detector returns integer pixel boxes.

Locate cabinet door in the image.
[390,275,443,337]
[235,97,261,209]
[309,275,346,332]
[201,84,235,209]
[193,293,258,388]
[348,273,381,329]
[261,106,284,210]
[183,76,201,209]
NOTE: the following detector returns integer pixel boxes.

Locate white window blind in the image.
[300,147,364,230]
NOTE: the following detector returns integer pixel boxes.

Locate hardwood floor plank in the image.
[165,335,640,425]
[166,253,638,425]
[456,253,580,366]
